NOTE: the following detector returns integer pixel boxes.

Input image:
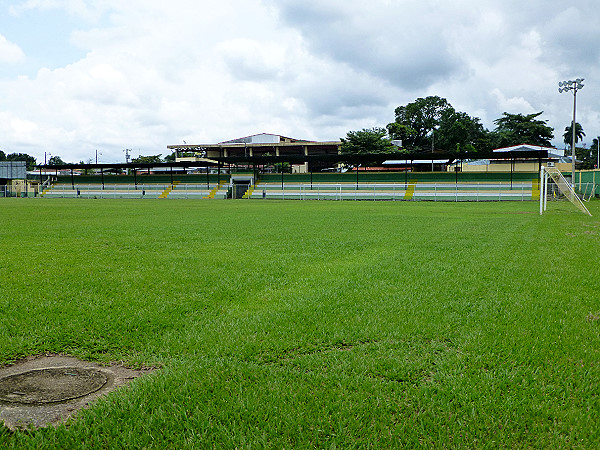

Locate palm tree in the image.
[563,121,585,149]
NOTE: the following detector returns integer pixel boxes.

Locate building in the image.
[168,133,341,172]
[447,144,570,173]
[1,161,40,197]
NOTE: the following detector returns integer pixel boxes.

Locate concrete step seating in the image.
[39,180,537,201]
[42,183,227,199]
[248,181,536,201]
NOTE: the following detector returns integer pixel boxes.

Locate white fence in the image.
[39,183,226,199]
[250,182,536,201]
[12,181,597,202]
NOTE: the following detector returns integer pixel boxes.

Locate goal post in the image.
[540,166,592,216]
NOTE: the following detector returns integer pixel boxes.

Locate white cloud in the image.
[0,0,599,163]
[0,35,25,64]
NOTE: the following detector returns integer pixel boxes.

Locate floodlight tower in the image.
[559,78,584,186]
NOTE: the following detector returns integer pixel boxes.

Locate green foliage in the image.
[164,152,176,163]
[5,152,37,170]
[340,127,394,155]
[48,155,66,165]
[575,143,598,170]
[387,96,453,150]
[563,121,585,149]
[131,154,164,164]
[435,109,492,153]
[386,122,417,145]
[1,200,599,447]
[262,152,291,173]
[0,150,5,161]
[493,111,554,147]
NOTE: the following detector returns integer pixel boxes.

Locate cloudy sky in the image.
[0,0,598,164]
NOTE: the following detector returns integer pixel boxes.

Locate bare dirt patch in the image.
[0,355,154,431]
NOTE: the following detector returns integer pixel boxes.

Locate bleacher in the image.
[36,172,541,201]
[41,183,227,199]
[246,181,536,201]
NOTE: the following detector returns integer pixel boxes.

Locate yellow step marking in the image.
[158,181,180,198]
[404,180,417,200]
[204,180,227,199]
[532,178,540,201]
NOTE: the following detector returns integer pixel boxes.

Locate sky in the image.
[0,0,599,164]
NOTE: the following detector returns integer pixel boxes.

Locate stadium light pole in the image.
[559,78,584,186]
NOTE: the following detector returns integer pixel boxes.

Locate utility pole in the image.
[124,149,131,164]
[559,78,584,186]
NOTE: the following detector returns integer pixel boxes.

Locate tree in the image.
[48,155,66,165]
[563,121,585,149]
[0,150,5,161]
[386,123,417,146]
[340,128,395,155]
[6,153,37,170]
[574,145,596,170]
[492,112,554,148]
[132,154,163,164]
[164,152,176,163]
[435,109,492,153]
[387,96,453,150]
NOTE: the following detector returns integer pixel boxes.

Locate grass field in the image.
[1,198,599,448]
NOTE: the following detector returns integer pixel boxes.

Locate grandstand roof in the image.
[37,148,549,172]
[493,144,556,153]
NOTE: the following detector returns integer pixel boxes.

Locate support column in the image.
[540,166,544,215]
[544,169,548,211]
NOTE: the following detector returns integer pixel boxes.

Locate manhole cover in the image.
[0,367,108,405]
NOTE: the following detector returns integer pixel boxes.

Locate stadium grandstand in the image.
[29,133,593,201]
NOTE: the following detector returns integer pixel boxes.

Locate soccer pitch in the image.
[1,199,599,448]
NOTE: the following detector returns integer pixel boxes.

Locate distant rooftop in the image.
[218,133,314,145]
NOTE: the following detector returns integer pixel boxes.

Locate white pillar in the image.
[540,166,544,215]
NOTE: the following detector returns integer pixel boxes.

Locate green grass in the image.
[1,198,599,448]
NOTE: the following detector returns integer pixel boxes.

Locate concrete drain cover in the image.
[0,355,155,430]
[0,367,108,405]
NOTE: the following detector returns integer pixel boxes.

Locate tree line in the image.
[0,151,38,171]
[340,95,597,168]
[1,96,597,169]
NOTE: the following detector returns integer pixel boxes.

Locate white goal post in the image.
[540,166,592,216]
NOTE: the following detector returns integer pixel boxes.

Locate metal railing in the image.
[251,182,535,201]
[15,180,597,202]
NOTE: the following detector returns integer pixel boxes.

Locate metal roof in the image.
[37,149,549,171]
